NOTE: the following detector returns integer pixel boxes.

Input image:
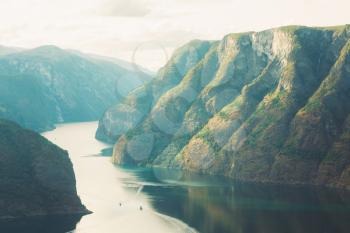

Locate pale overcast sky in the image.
[0,0,349,71]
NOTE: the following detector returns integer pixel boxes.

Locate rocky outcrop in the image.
[0,45,151,131]
[0,119,89,219]
[101,25,350,190]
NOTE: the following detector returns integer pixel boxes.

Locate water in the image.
[1,121,350,233]
[128,167,350,233]
[41,122,198,233]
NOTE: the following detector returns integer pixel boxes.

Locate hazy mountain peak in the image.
[34,44,62,51]
[0,44,152,131]
[67,49,155,77]
[0,45,25,56]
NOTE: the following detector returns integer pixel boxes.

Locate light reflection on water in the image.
[122,166,350,233]
[2,121,350,233]
[41,121,197,233]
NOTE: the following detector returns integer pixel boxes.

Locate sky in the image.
[0,0,349,71]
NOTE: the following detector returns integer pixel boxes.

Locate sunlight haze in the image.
[0,0,349,71]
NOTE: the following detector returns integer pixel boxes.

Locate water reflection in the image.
[41,122,197,233]
[122,167,350,233]
[3,122,350,233]
[0,215,83,233]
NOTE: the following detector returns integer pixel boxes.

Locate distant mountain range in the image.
[68,50,155,77]
[0,45,152,131]
[0,45,24,56]
[97,25,350,190]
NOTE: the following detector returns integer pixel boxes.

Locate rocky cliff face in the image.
[0,119,89,219]
[0,45,151,131]
[96,40,213,143]
[100,25,350,190]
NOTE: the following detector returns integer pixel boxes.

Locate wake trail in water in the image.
[155,212,199,233]
[136,185,143,195]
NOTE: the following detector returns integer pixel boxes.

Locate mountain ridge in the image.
[0,45,151,131]
[100,25,350,190]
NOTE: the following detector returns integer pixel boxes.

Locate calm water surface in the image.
[1,121,350,233]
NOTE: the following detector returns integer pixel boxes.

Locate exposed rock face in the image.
[0,45,151,131]
[96,40,213,143]
[101,25,350,190]
[0,119,89,219]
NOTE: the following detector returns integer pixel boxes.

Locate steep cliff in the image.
[101,25,350,190]
[96,40,214,143]
[0,119,89,219]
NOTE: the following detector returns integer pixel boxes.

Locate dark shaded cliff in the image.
[0,119,89,219]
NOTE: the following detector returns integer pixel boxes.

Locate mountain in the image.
[98,25,350,190]
[96,40,214,143]
[0,119,89,219]
[0,45,151,131]
[68,50,155,76]
[0,45,24,57]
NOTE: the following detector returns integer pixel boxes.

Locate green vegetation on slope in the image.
[102,25,350,190]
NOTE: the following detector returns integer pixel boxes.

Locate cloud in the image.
[98,0,152,17]
[1,0,350,71]
[150,29,203,47]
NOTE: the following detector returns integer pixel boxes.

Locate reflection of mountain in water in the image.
[124,167,350,233]
[0,215,83,233]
